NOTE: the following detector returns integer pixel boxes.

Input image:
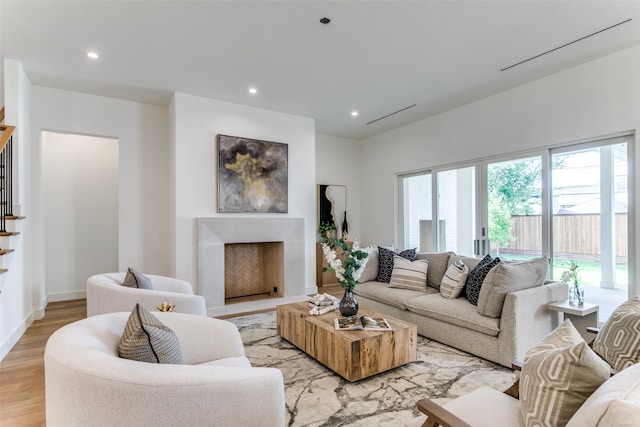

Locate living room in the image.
[1,1,640,425]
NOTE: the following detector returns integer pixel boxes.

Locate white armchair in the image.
[45,311,286,427]
[87,272,207,316]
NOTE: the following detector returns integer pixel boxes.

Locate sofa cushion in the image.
[415,251,454,289]
[404,293,500,336]
[520,320,610,427]
[358,247,379,283]
[476,256,549,318]
[592,296,640,372]
[122,267,153,289]
[376,246,416,283]
[464,255,500,305]
[456,256,482,271]
[353,281,436,310]
[566,361,640,427]
[440,260,469,299]
[444,385,524,427]
[388,256,429,291]
[118,303,183,364]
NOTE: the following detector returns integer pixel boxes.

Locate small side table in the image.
[548,300,599,343]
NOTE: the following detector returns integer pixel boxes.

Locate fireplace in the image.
[224,241,284,303]
[197,217,307,316]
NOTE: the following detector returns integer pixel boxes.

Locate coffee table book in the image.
[334,315,392,331]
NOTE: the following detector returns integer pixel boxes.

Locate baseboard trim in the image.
[47,290,87,303]
[207,294,310,317]
[0,312,35,362]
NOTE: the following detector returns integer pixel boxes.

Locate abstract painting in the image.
[218,134,288,213]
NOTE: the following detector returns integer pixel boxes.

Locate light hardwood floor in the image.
[0,299,86,427]
[0,285,343,426]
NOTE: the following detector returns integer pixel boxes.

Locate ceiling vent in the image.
[366,104,416,125]
[500,18,632,72]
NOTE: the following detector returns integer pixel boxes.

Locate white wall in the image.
[43,132,118,301]
[359,45,640,252]
[315,133,363,243]
[31,87,171,276]
[0,58,31,360]
[171,92,317,296]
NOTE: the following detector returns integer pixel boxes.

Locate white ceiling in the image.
[2,1,640,140]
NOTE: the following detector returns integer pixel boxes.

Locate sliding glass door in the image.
[436,166,476,255]
[398,134,633,323]
[550,138,630,319]
[486,156,543,261]
[400,172,433,251]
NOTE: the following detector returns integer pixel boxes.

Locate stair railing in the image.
[0,107,16,233]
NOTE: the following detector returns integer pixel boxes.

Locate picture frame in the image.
[217,134,288,213]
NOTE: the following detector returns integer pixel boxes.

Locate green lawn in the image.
[491,253,628,286]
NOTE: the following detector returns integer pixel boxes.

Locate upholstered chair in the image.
[407,316,640,427]
[86,272,207,316]
[45,311,285,427]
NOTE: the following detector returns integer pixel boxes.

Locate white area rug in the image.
[229,312,514,427]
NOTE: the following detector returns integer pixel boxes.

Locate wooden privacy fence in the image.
[501,214,628,258]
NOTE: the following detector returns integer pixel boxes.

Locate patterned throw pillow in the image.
[520,320,610,427]
[388,256,429,291]
[440,260,469,299]
[464,255,500,305]
[593,296,640,372]
[122,267,153,289]
[118,303,183,364]
[376,246,416,283]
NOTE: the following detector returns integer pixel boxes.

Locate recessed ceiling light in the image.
[248,87,257,94]
[351,111,359,117]
[87,51,99,59]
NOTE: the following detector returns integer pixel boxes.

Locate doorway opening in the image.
[43,131,119,301]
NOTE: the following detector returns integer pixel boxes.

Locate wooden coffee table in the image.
[276,301,417,382]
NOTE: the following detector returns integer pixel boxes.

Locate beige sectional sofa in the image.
[353,251,567,368]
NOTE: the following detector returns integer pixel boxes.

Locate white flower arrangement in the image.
[321,238,373,290]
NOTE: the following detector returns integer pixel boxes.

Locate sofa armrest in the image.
[416,398,473,427]
[157,312,246,364]
[87,277,207,317]
[147,274,195,294]
[498,281,567,366]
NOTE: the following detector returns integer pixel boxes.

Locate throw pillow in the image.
[118,303,183,364]
[358,247,379,283]
[464,255,500,305]
[388,255,429,291]
[476,256,549,318]
[376,246,416,283]
[520,320,611,427]
[593,296,640,372]
[122,267,153,289]
[440,259,469,299]
[565,362,640,427]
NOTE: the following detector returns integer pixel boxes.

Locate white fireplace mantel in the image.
[197,217,310,316]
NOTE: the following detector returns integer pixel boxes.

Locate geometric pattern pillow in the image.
[388,255,429,291]
[520,320,611,427]
[376,246,416,283]
[122,267,153,289]
[464,255,500,305]
[440,260,469,299]
[593,296,640,372]
[118,303,183,364]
